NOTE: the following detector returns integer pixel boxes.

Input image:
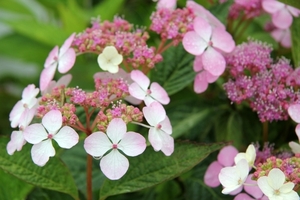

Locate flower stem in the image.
[87,154,93,200]
[263,121,268,143]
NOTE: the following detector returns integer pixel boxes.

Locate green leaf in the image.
[99,141,226,199]
[2,19,71,46]
[291,17,300,67]
[0,168,34,200]
[0,137,79,200]
[92,0,125,21]
[151,44,196,95]
[278,0,300,9]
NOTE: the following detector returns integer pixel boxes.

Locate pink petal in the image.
[234,193,254,200]
[149,82,170,105]
[148,128,163,151]
[193,16,212,42]
[202,47,226,76]
[129,82,146,100]
[217,145,238,167]
[272,9,293,29]
[100,150,129,180]
[205,71,219,83]
[24,124,48,144]
[204,161,223,187]
[18,107,36,129]
[288,104,300,123]
[7,130,26,155]
[143,102,166,126]
[281,30,291,48]
[107,118,126,144]
[287,6,300,17]
[44,46,59,68]
[56,74,72,87]
[42,110,62,133]
[157,0,177,10]
[160,116,172,135]
[53,126,79,148]
[194,71,208,93]
[144,95,156,106]
[118,131,146,156]
[262,0,284,14]
[22,84,39,102]
[296,124,300,141]
[31,140,55,166]
[244,174,263,199]
[124,95,142,105]
[211,28,235,53]
[59,33,75,56]
[39,65,56,92]
[130,70,150,91]
[193,55,203,72]
[160,132,174,156]
[84,132,112,157]
[58,48,76,73]
[182,31,207,56]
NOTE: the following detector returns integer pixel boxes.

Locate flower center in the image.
[208,41,213,46]
[112,144,118,149]
[146,89,152,95]
[48,134,53,139]
[274,189,280,196]
[156,124,162,129]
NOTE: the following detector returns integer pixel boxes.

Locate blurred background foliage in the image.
[0,0,299,199]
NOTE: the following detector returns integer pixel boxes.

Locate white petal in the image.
[118,131,146,156]
[7,130,26,155]
[129,82,146,100]
[148,128,163,151]
[130,70,150,91]
[279,182,295,193]
[160,132,174,156]
[142,102,166,126]
[257,176,274,197]
[42,110,62,133]
[160,116,172,135]
[24,124,48,144]
[100,150,129,180]
[267,168,285,190]
[107,118,126,144]
[84,132,112,157]
[31,140,55,166]
[289,141,300,154]
[53,126,79,148]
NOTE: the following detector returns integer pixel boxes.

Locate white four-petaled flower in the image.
[24,110,79,166]
[97,46,123,73]
[84,118,146,180]
[257,168,299,200]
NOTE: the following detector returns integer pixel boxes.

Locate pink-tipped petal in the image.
[56,74,72,86]
[58,48,76,73]
[272,9,293,29]
[22,84,39,101]
[59,33,75,56]
[84,132,112,157]
[160,116,172,135]
[18,107,36,129]
[53,126,79,148]
[205,71,219,83]
[211,28,235,53]
[42,110,62,133]
[9,101,24,128]
[183,31,207,56]
[100,150,129,180]
[107,118,126,144]
[244,174,263,199]
[217,145,238,167]
[194,71,209,93]
[144,95,156,106]
[193,16,212,42]
[150,82,170,105]
[288,104,300,123]
[44,46,59,68]
[118,132,146,156]
[129,82,147,100]
[143,102,166,126]
[204,161,223,187]
[24,124,48,144]
[31,140,55,166]
[160,132,174,156]
[193,55,204,72]
[130,70,150,91]
[7,131,26,155]
[262,0,284,14]
[287,6,300,17]
[202,47,226,76]
[148,128,163,151]
[40,65,56,92]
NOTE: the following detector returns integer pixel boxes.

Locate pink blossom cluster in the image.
[224,40,300,122]
[72,16,162,70]
[150,7,195,45]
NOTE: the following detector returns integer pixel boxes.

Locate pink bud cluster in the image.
[72,16,162,69]
[224,40,300,122]
[253,154,300,186]
[150,7,195,45]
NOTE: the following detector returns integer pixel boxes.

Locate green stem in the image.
[87,154,93,200]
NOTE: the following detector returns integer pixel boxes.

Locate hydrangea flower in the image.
[142,102,174,156]
[257,168,299,200]
[183,16,235,76]
[84,118,146,180]
[129,70,170,106]
[23,110,79,166]
[97,46,123,73]
[219,159,249,194]
[40,33,76,91]
[9,84,39,128]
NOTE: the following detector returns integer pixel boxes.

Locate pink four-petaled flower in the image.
[24,110,79,166]
[84,118,146,180]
